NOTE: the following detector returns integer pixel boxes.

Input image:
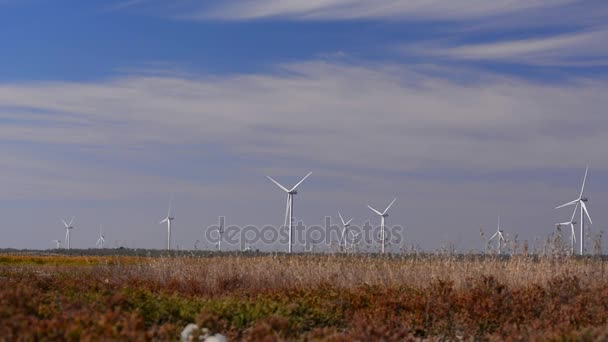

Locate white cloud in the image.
[410,29,608,66]
[1,60,607,175]
[190,0,576,21]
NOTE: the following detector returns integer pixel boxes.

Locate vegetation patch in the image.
[2,254,608,340]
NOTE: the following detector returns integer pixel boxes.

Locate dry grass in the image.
[2,253,608,340]
[91,254,608,293]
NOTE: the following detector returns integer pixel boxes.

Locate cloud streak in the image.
[107,0,608,69]
[183,0,576,21]
[1,60,607,176]
[2,60,608,250]
[409,29,608,66]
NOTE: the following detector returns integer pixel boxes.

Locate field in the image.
[2,252,608,341]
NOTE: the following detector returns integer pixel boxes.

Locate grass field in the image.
[2,253,608,340]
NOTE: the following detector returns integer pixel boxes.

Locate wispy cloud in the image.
[103,0,153,12]
[106,0,608,69]
[100,0,608,50]
[1,60,607,176]
[185,0,576,21]
[2,60,608,249]
[407,29,608,66]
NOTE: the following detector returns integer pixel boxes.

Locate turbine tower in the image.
[96,225,105,249]
[556,165,592,255]
[556,202,578,255]
[159,200,174,250]
[61,217,75,250]
[51,240,61,249]
[267,171,312,253]
[368,198,396,254]
[212,222,224,251]
[338,212,353,252]
[488,216,506,255]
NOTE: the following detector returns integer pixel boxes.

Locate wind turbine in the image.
[368,198,396,254]
[556,201,578,255]
[211,222,224,251]
[96,225,105,249]
[51,240,61,249]
[159,200,174,250]
[349,231,362,252]
[267,171,312,253]
[556,165,592,255]
[61,217,75,250]
[488,216,506,255]
[338,212,353,252]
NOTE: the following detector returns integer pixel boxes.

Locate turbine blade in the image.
[338,212,346,226]
[61,219,68,228]
[579,165,589,199]
[368,206,383,216]
[555,199,578,209]
[160,218,168,224]
[382,198,397,215]
[168,198,172,217]
[581,201,593,224]
[290,171,312,192]
[68,216,75,227]
[489,231,498,241]
[267,176,290,193]
[569,201,580,222]
[345,218,353,226]
[570,224,576,242]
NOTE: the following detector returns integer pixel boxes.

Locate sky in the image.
[1,0,608,252]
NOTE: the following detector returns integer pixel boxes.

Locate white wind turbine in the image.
[267,171,312,253]
[338,212,353,252]
[488,216,506,255]
[211,223,224,251]
[159,200,174,250]
[556,201,578,255]
[556,165,592,255]
[368,198,396,254]
[349,231,362,252]
[96,225,105,249]
[61,217,76,250]
[51,240,61,249]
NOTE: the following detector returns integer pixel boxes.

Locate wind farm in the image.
[4,159,604,341]
[3,0,608,339]
[2,164,601,340]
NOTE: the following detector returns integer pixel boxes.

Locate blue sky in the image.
[1,0,608,252]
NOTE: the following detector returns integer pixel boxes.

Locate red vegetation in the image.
[1,255,608,340]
